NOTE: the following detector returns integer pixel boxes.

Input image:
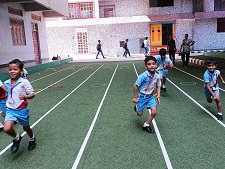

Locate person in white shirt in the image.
[143,37,150,56]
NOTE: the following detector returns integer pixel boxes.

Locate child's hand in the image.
[132,97,138,104]
[19,93,26,100]
[157,97,160,105]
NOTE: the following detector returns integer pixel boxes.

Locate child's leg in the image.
[23,126,34,138]
[3,120,17,137]
[145,107,157,124]
[23,126,36,150]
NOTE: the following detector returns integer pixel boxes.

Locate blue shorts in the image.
[204,87,219,99]
[0,98,6,115]
[5,107,30,127]
[158,69,168,79]
[137,93,156,113]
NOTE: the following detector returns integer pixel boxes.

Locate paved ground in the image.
[0,53,203,74]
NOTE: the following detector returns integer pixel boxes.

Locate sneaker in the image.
[218,114,223,121]
[28,138,36,151]
[14,121,18,125]
[11,135,22,154]
[161,87,167,93]
[134,105,137,112]
[142,126,154,133]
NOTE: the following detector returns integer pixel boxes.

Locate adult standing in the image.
[143,37,150,56]
[123,39,131,57]
[96,40,106,59]
[180,34,195,67]
[167,35,176,65]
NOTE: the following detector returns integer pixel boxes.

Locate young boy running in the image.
[203,59,225,121]
[155,48,174,93]
[132,56,161,133]
[0,80,7,129]
[3,59,36,153]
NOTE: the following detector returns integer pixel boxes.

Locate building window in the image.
[217,18,225,32]
[193,0,203,12]
[77,32,88,53]
[149,0,174,7]
[10,19,26,46]
[68,3,93,19]
[215,0,225,11]
[99,5,115,18]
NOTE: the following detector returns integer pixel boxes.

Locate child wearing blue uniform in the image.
[0,80,7,129]
[3,59,36,154]
[132,56,161,133]
[21,68,29,80]
[203,59,225,121]
[155,48,174,92]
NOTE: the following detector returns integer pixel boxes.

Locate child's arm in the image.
[19,93,35,100]
[205,82,218,100]
[0,80,8,92]
[132,84,139,103]
[156,86,160,105]
[218,74,225,85]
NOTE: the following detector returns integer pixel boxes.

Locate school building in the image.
[46,0,225,58]
[1,0,225,64]
[0,0,68,66]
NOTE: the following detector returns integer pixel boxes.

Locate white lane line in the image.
[174,67,225,92]
[0,65,104,156]
[35,65,89,94]
[133,63,173,169]
[72,65,119,169]
[30,64,89,83]
[166,78,225,127]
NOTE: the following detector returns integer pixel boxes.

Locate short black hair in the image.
[159,48,166,55]
[9,59,24,70]
[206,59,217,65]
[145,56,157,65]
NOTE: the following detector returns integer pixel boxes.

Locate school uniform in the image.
[4,77,34,126]
[155,56,173,78]
[203,70,220,98]
[135,70,161,112]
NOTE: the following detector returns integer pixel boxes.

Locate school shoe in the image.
[217,114,223,121]
[134,105,137,112]
[28,138,36,151]
[161,87,167,93]
[142,126,154,133]
[11,135,22,154]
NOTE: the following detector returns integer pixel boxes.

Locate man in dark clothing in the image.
[123,39,131,57]
[167,35,176,64]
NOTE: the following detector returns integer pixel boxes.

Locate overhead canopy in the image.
[46,15,151,27]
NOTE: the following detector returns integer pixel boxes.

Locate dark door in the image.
[162,24,172,45]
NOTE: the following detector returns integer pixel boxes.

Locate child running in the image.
[203,59,225,121]
[132,56,161,133]
[0,79,7,129]
[155,48,174,93]
[3,59,36,153]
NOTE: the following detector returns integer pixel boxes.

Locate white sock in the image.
[218,112,222,115]
[143,122,149,127]
[162,84,165,88]
[15,133,20,141]
[29,134,35,141]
